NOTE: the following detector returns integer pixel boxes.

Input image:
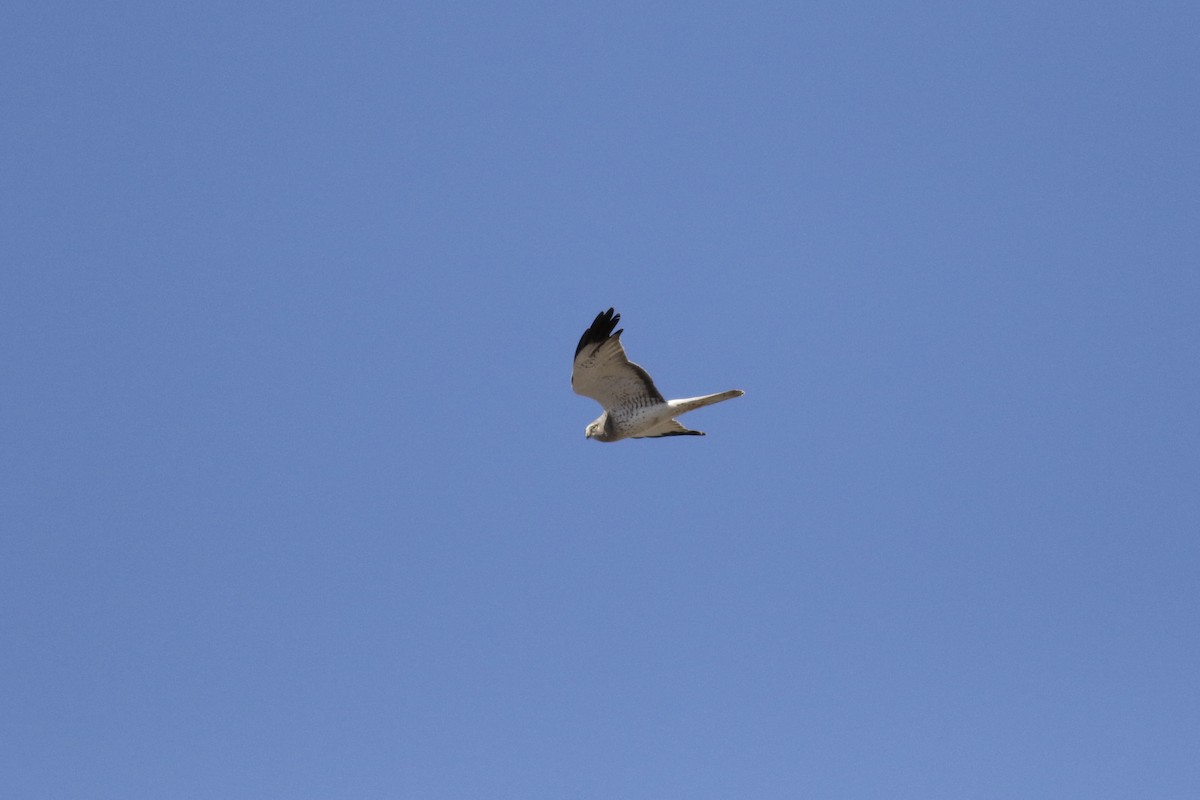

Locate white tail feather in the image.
[667,389,744,416]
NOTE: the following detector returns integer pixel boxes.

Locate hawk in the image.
[572,308,744,442]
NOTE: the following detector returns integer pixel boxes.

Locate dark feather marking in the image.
[642,430,704,438]
[574,308,620,359]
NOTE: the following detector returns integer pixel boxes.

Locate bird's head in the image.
[585,414,608,441]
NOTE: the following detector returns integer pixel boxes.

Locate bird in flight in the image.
[572,308,744,442]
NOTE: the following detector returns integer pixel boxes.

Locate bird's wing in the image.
[572,308,665,410]
[631,419,704,438]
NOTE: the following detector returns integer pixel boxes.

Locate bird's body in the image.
[571,308,743,442]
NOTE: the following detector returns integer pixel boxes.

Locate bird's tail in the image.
[667,389,744,416]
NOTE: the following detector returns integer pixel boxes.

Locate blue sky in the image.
[4,2,1198,797]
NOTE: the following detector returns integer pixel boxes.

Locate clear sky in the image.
[4,2,1198,798]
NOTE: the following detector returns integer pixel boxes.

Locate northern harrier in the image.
[572,308,744,442]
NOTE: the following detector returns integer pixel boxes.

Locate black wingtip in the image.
[574,307,621,358]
